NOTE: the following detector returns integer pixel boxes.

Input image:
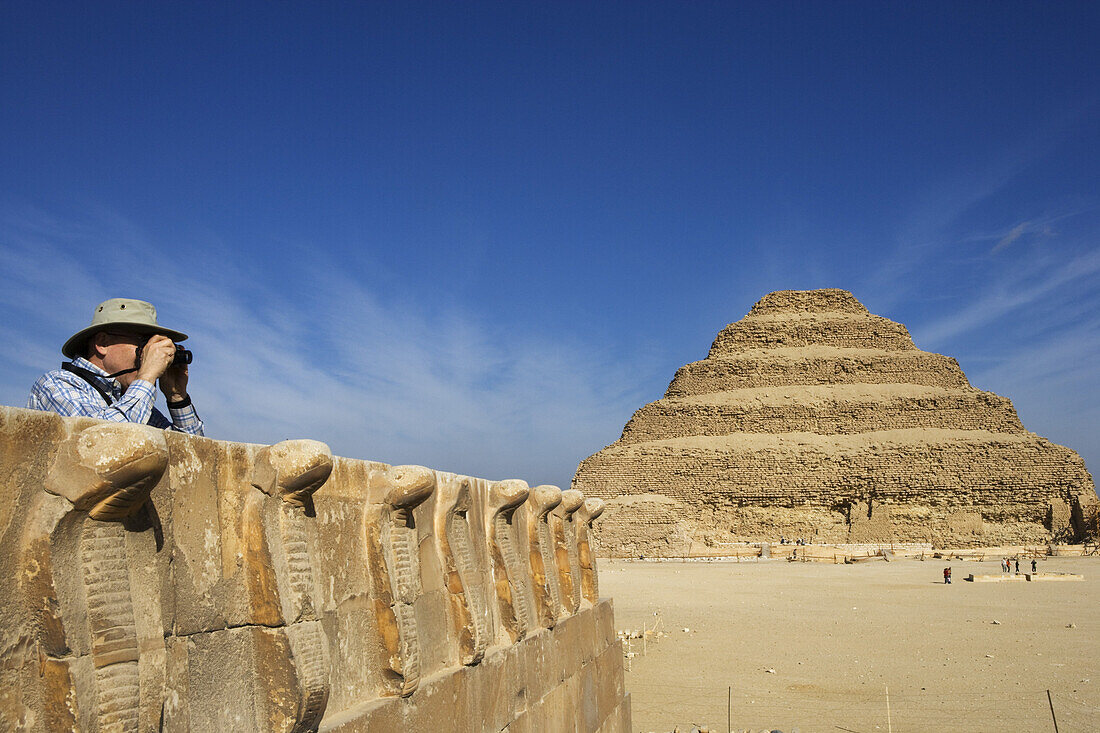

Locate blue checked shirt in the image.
[28,357,204,435]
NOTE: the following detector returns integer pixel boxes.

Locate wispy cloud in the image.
[991,221,1029,253]
[860,151,1037,298]
[0,207,656,488]
[912,247,1100,347]
[965,312,1100,476]
[852,125,1100,478]
[855,113,1089,311]
[958,210,1089,255]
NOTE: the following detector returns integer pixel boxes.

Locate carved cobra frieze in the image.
[32,421,169,732]
[364,465,434,697]
[434,475,491,665]
[486,479,532,643]
[248,439,334,732]
[1,407,616,730]
[525,485,563,628]
[551,489,584,616]
[574,497,605,605]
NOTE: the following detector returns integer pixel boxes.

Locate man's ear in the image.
[87,331,109,359]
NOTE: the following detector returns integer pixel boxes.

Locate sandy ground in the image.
[602,557,1100,733]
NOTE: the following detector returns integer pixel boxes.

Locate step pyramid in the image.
[573,289,1097,554]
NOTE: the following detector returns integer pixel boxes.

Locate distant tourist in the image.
[27,298,203,435]
[943,567,952,584]
[1015,558,1020,574]
[1031,559,1037,573]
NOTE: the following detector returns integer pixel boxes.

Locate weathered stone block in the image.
[0,405,629,733]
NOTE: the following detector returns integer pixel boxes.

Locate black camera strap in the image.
[61,362,118,406]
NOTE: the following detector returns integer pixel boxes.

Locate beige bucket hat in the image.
[63,298,188,359]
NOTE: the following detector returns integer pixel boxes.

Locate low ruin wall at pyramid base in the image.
[574,289,1098,557]
[588,493,1099,558]
[0,405,629,732]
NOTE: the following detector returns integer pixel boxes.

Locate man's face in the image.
[95,331,144,385]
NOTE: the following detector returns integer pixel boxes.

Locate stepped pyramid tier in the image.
[573,289,1098,554]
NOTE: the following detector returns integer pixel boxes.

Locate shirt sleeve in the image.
[29,372,202,435]
[29,371,156,425]
[163,404,204,436]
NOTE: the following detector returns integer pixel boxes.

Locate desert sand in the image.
[603,556,1100,732]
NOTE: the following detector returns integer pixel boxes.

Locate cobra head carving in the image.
[529,485,563,519]
[575,497,605,525]
[385,464,435,511]
[252,439,334,509]
[45,422,169,520]
[490,479,530,514]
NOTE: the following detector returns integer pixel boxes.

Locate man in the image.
[28,298,203,435]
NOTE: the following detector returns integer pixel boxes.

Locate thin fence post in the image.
[885,684,892,733]
[727,685,731,733]
[1047,689,1059,733]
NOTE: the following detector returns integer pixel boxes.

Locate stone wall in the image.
[666,348,970,395]
[621,386,1024,441]
[574,289,1098,552]
[580,430,1091,512]
[0,405,630,732]
[586,494,694,558]
[709,313,916,354]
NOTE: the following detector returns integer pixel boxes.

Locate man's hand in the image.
[159,362,190,403]
[136,335,183,394]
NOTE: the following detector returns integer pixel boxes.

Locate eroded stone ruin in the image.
[0,405,629,731]
[573,289,1098,555]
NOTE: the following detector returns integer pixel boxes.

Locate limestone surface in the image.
[0,405,629,732]
[573,289,1097,554]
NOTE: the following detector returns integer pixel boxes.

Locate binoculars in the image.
[172,344,193,366]
[137,336,193,367]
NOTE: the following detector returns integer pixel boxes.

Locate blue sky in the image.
[1,2,1097,489]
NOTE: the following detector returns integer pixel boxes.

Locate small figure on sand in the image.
[943,567,952,584]
[1015,558,1020,574]
[1031,558,1037,574]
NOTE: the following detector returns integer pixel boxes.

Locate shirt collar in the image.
[72,356,123,394]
